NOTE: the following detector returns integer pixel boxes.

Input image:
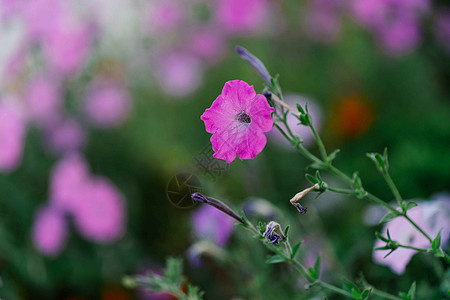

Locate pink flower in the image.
[156,52,203,97]
[192,204,235,246]
[42,19,92,76]
[25,75,61,125]
[49,153,90,213]
[84,78,131,128]
[44,117,85,154]
[0,101,26,172]
[186,27,227,64]
[215,0,270,34]
[373,196,450,274]
[304,0,342,43]
[200,80,274,163]
[144,0,186,36]
[73,177,125,243]
[32,206,68,256]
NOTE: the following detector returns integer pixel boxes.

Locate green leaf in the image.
[342,280,359,294]
[291,241,303,259]
[266,255,286,264]
[379,212,399,224]
[308,267,317,280]
[313,255,321,279]
[327,149,340,163]
[296,104,305,114]
[306,174,319,184]
[284,225,290,238]
[361,288,372,300]
[351,288,361,299]
[398,292,409,300]
[432,230,442,250]
[405,202,418,211]
[383,147,389,171]
[375,232,389,242]
[164,257,183,284]
[407,281,416,300]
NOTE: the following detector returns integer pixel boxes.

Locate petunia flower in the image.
[200,80,274,163]
[32,206,68,257]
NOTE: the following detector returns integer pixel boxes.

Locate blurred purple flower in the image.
[373,195,450,274]
[21,0,62,40]
[0,100,26,172]
[215,0,269,34]
[435,9,450,52]
[375,17,420,57]
[49,153,90,213]
[187,27,227,64]
[304,0,342,43]
[192,204,235,246]
[84,78,131,128]
[73,177,125,243]
[32,206,68,256]
[144,0,186,36]
[156,52,203,97]
[25,75,61,126]
[268,94,322,149]
[351,0,429,56]
[44,117,85,154]
[42,18,93,76]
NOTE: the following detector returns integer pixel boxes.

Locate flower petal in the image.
[247,94,274,132]
[236,127,267,160]
[201,95,237,133]
[221,80,256,110]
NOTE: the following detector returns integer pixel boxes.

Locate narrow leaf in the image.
[291,241,303,259]
[266,255,286,264]
[379,212,398,224]
[405,202,418,211]
[432,230,442,250]
[313,255,321,278]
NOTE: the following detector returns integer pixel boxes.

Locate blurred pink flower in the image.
[73,177,125,243]
[268,95,322,149]
[42,19,93,76]
[144,0,186,35]
[215,0,269,34]
[32,206,68,256]
[201,80,274,163]
[49,153,90,213]
[192,204,235,246]
[435,9,450,52]
[22,0,63,40]
[156,52,203,97]
[0,101,26,172]
[373,195,450,274]
[375,17,420,57]
[44,117,86,154]
[84,79,131,128]
[186,27,227,64]
[351,0,429,56]
[304,0,342,43]
[25,75,61,125]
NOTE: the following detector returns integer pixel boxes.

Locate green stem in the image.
[326,164,354,185]
[371,287,403,300]
[327,187,358,195]
[404,214,432,243]
[383,172,403,206]
[309,123,327,162]
[365,194,399,214]
[316,281,355,299]
[396,244,431,252]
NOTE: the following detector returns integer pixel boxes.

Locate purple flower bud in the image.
[294,203,307,214]
[262,221,285,245]
[236,46,272,85]
[191,193,244,224]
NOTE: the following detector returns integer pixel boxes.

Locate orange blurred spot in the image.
[102,285,130,300]
[331,93,374,138]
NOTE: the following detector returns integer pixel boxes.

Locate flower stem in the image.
[371,287,403,300]
[383,172,403,206]
[327,187,358,195]
[403,214,432,243]
[309,122,327,162]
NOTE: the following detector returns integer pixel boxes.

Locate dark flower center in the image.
[236,111,251,124]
